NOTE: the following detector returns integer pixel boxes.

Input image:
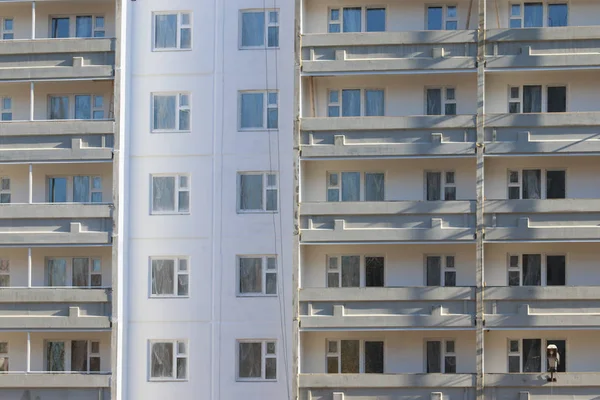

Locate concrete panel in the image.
[0,121,114,136]
[485,373,600,387]
[0,148,113,162]
[0,288,111,303]
[485,304,600,328]
[303,31,477,47]
[486,54,600,69]
[0,66,113,81]
[485,224,600,242]
[485,130,600,154]
[303,58,476,74]
[0,38,115,55]
[302,116,477,131]
[485,199,600,214]
[0,204,112,219]
[487,27,600,42]
[301,201,476,216]
[299,373,476,388]
[486,113,600,128]
[300,287,475,302]
[302,142,476,158]
[0,232,111,246]
[0,374,110,388]
[0,306,110,329]
[485,286,600,301]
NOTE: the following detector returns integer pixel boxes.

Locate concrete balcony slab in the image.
[0,38,115,55]
[0,204,111,219]
[484,286,600,301]
[302,116,476,131]
[0,288,110,303]
[0,306,110,329]
[0,120,114,136]
[300,287,475,302]
[0,373,110,388]
[485,199,600,214]
[485,372,600,387]
[485,304,600,329]
[301,201,475,216]
[299,373,476,388]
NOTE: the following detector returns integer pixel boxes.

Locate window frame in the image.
[1,17,14,40]
[148,339,188,381]
[326,88,385,117]
[237,255,278,297]
[507,253,567,286]
[509,2,568,28]
[43,339,101,372]
[425,338,457,373]
[0,177,10,203]
[425,255,457,287]
[0,341,8,372]
[326,171,385,202]
[152,11,192,51]
[48,93,106,120]
[0,259,9,287]
[326,254,385,288]
[1,96,12,120]
[327,6,387,33]
[151,92,191,133]
[425,170,456,201]
[45,256,103,288]
[425,87,457,116]
[150,174,191,215]
[149,256,190,298]
[236,339,278,381]
[237,172,279,213]
[238,90,279,130]
[325,338,385,374]
[507,84,568,113]
[506,169,566,199]
[49,14,107,38]
[507,338,567,373]
[46,175,104,203]
[426,5,458,30]
[239,9,280,49]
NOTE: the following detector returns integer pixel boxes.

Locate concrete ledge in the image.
[485,373,600,387]
[302,142,476,157]
[0,148,113,162]
[300,314,473,330]
[302,30,477,47]
[485,140,600,154]
[485,286,600,301]
[302,116,476,131]
[485,225,600,242]
[0,373,110,388]
[486,113,600,128]
[0,65,113,81]
[299,373,476,388]
[485,311,600,328]
[0,204,111,219]
[300,287,475,302]
[0,288,110,303]
[0,307,110,329]
[0,38,115,55]
[0,120,114,136]
[487,26,600,42]
[486,54,600,69]
[485,199,600,214]
[303,58,475,74]
[0,232,110,246]
[301,201,475,216]
[301,227,475,243]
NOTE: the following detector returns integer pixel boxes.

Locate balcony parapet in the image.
[485,373,600,387]
[485,199,600,214]
[302,116,476,132]
[0,306,110,329]
[0,38,115,55]
[0,204,111,219]
[300,287,475,302]
[299,373,476,388]
[301,201,475,216]
[0,373,110,388]
[0,120,114,136]
[0,288,111,303]
[485,303,600,328]
[485,216,600,242]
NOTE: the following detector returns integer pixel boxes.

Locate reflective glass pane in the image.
[48,178,67,203]
[548,4,568,27]
[341,89,361,117]
[155,14,177,48]
[267,26,279,47]
[427,7,443,30]
[153,95,176,130]
[181,28,191,48]
[365,90,384,116]
[524,3,543,27]
[49,96,69,120]
[72,258,90,287]
[152,176,176,212]
[75,95,92,119]
[47,259,67,286]
[342,8,362,32]
[239,258,262,293]
[366,8,385,32]
[51,18,70,38]
[76,16,93,38]
[239,174,263,210]
[73,176,90,202]
[151,342,173,377]
[341,172,360,201]
[46,342,65,371]
[341,256,360,287]
[242,12,265,47]
[152,259,175,295]
[426,256,442,286]
[240,93,264,128]
[239,342,262,378]
[365,173,384,201]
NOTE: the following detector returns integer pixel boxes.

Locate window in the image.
[327,172,384,202]
[238,256,277,296]
[46,257,102,287]
[238,340,277,381]
[239,91,278,129]
[547,86,566,113]
[0,260,8,287]
[45,340,100,372]
[150,257,189,297]
[47,176,102,203]
[149,340,188,380]
[508,339,565,373]
[427,340,456,373]
[426,171,456,201]
[328,7,386,33]
[507,169,565,199]
[0,342,7,372]
[426,256,456,286]
[0,177,10,203]
[426,88,456,115]
[509,87,521,113]
[427,5,457,30]
[508,254,565,286]
[154,12,192,50]
[327,255,384,288]
[241,10,279,48]
[509,85,566,113]
[327,89,384,117]
[1,18,13,39]
[151,174,190,214]
[510,3,567,28]
[238,172,278,212]
[152,93,191,131]
[51,15,106,38]
[1,97,11,120]
[326,339,384,374]
[49,94,105,120]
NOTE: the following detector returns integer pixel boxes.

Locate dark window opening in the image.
[546,170,566,199]
[546,255,566,286]
[365,257,384,287]
[547,86,566,113]
[364,341,384,373]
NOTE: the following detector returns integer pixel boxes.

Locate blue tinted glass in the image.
[330,9,340,21]
[365,90,384,116]
[524,3,543,27]
[328,24,340,33]
[242,12,265,47]
[49,178,67,203]
[366,8,385,32]
[51,18,70,38]
[510,19,522,28]
[329,90,339,103]
[343,8,361,32]
[267,26,279,47]
[341,90,361,117]
[548,4,567,27]
[511,4,521,16]
[1,113,11,121]
[3,98,11,110]
[428,7,443,30]
[268,92,278,105]
[446,21,458,30]
[4,19,13,31]
[76,16,93,38]
[328,106,340,117]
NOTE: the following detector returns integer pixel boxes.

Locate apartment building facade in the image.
[295,0,600,400]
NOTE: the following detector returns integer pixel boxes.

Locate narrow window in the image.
[365,173,384,201]
[427,6,443,30]
[238,256,277,295]
[241,10,279,48]
[151,257,189,296]
[151,174,190,214]
[365,256,384,287]
[547,86,566,113]
[72,258,90,287]
[445,6,458,30]
[510,4,522,28]
[444,256,456,287]
[91,259,102,287]
[326,340,340,373]
[427,171,456,201]
[0,342,8,372]
[0,260,9,287]
[546,170,565,199]
[1,97,12,121]
[523,85,542,113]
[154,12,192,50]
[150,340,188,380]
[522,254,541,286]
[366,8,386,32]
[548,4,567,27]
[509,87,521,113]
[267,91,278,129]
[508,255,521,286]
[343,7,362,32]
[445,88,457,115]
[444,171,456,200]
[46,259,68,287]
[238,341,277,380]
[364,341,384,373]
[524,3,543,28]
[2,18,14,39]
[426,340,456,373]
[238,172,278,212]
[508,339,521,372]
[267,11,280,47]
[427,256,456,286]
[0,177,10,203]
[426,88,442,115]
[328,9,341,33]
[328,90,340,117]
[522,338,541,372]
[546,255,566,286]
[94,16,105,37]
[341,172,360,201]
[508,170,520,199]
[90,341,101,372]
[327,256,340,287]
[341,256,360,287]
[426,172,442,201]
[342,89,361,117]
[153,93,191,131]
[93,96,104,119]
[522,169,541,199]
[48,177,68,203]
[75,16,93,37]
[46,341,66,371]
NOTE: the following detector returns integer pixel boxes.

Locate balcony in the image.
[0,373,110,389]
[484,372,600,388]
[0,305,110,329]
[484,112,600,155]
[486,26,600,70]
[301,30,477,75]
[0,288,110,304]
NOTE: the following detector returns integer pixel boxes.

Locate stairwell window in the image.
[426,255,456,286]
[150,257,189,297]
[0,260,9,287]
[151,174,190,214]
[427,5,458,30]
[426,171,456,201]
[239,91,278,130]
[508,254,565,286]
[426,88,456,115]
[508,339,565,373]
[1,18,13,39]
[328,7,386,33]
[507,169,565,199]
[238,340,277,381]
[152,93,191,132]
[241,10,279,48]
[149,340,188,380]
[426,339,456,373]
[154,12,192,50]
[328,89,384,117]
[326,339,384,373]
[238,256,277,296]
[0,177,10,203]
[0,342,7,372]
[238,172,278,212]
[510,3,567,28]
[327,255,384,288]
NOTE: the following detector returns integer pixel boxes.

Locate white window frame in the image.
[507,338,566,373]
[49,15,106,38]
[1,17,14,40]
[239,9,280,49]
[47,175,103,203]
[327,7,387,33]
[0,342,7,372]
[48,94,106,120]
[326,254,385,288]
[45,257,103,288]
[237,255,277,297]
[425,87,457,116]
[326,171,385,202]
[425,170,456,201]
[44,340,101,372]
[326,339,385,373]
[0,177,10,203]
[151,92,191,132]
[149,257,190,298]
[0,259,9,287]
[507,84,568,113]
[507,253,567,286]
[509,2,568,28]
[326,88,385,117]
[152,11,192,51]
[425,338,456,373]
[236,340,277,381]
[238,90,278,130]
[148,340,188,381]
[1,97,12,120]
[425,255,456,287]
[426,5,458,30]
[150,174,191,215]
[237,172,278,213]
[509,86,522,113]
[506,169,566,199]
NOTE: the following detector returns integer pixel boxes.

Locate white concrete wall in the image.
[0,331,111,372]
[301,244,476,288]
[124,0,293,398]
[303,0,478,34]
[484,243,600,287]
[302,159,476,202]
[301,331,477,373]
[486,0,600,29]
[485,330,600,373]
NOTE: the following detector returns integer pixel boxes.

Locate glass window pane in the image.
[365,90,384,116]
[48,177,67,203]
[181,28,192,49]
[341,172,360,201]
[548,4,568,27]
[46,342,65,371]
[341,90,361,117]
[426,172,442,201]
[524,3,544,27]
[546,170,565,199]
[177,357,187,379]
[241,93,264,128]
[239,342,262,378]
[327,188,339,202]
[340,340,360,373]
[427,7,443,30]
[329,90,339,103]
[509,186,520,200]
[522,339,541,372]
[522,254,541,286]
[365,173,384,201]
[366,8,386,32]
[152,176,176,212]
[328,24,340,33]
[427,256,442,286]
[90,357,100,372]
[510,340,519,353]
[75,16,93,38]
[364,341,384,373]
[327,272,339,288]
[266,188,277,211]
[426,341,441,373]
[508,270,520,286]
[267,108,278,129]
[445,186,457,201]
[365,256,384,287]
[242,12,265,47]
[47,259,67,286]
[330,9,340,21]
[427,89,442,115]
[511,4,521,16]
[177,273,189,296]
[343,8,362,32]
[152,259,175,295]
[239,258,262,293]
[509,102,521,114]
[51,18,70,38]
[265,357,277,379]
[49,96,69,120]
[267,26,279,47]
[4,19,13,31]
[328,106,340,117]
[71,340,88,372]
[522,169,541,199]
[75,95,92,119]
[155,14,178,48]
[95,16,105,29]
[151,342,174,378]
[327,357,339,373]
[445,356,457,373]
[265,272,277,294]
[73,176,90,202]
[446,21,458,30]
[269,11,278,23]
[447,6,457,18]
[72,258,90,287]
[547,86,566,113]
[445,103,457,115]
[546,255,566,286]
[178,190,190,212]
[510,19,522,28]
[445,271,456,287]
[341,256,360,287]
[523,85,542,113]
[240,174,263,210]
[181,13,191,25]
[153,95,176,130]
